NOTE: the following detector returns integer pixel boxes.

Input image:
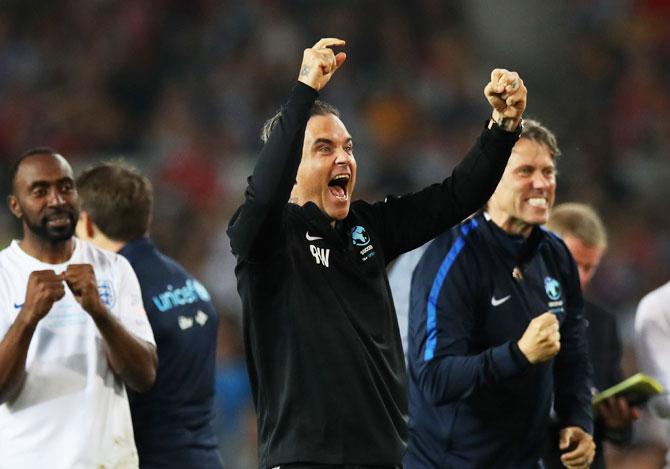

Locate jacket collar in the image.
[479,211,547,268]
[301,202,349,247]
[118,236,156,259]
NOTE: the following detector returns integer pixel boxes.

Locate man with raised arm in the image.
[227,37,526,468]
[404,121,595,468]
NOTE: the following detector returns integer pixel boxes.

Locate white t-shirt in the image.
[387,243,428,357]
[0,238,155,469]
[635,281,670,468]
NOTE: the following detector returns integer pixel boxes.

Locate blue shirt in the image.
[405,213,592,469]
[120,238,222,468]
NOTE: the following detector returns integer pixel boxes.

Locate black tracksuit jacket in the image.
[227,82,520,468]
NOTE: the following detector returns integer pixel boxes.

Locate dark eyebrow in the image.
[312,137,353,147]
[27,177,74,191]
[312,138,334,147]
[27,181,49,191]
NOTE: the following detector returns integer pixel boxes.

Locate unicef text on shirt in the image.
[152,279,211,312]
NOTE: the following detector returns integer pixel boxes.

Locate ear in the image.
[75,211,96,240]
[7,195,22,219]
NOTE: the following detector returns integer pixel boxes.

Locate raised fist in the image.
[298,38,347,92]
[484,68,527,131]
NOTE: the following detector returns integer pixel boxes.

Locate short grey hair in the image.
[547,202,608,250]
[260,100,341,144]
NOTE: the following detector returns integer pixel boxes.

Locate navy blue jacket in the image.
[120,238,222,469]
[406,212,593,469]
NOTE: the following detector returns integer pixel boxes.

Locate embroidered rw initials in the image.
[309,245,330,267]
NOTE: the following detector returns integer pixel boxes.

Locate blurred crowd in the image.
[0,0,669,467]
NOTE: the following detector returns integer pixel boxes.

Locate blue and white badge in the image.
[97,280,115,308]
[544,276,561,301]
[351,226,370,246]
[351,225,376,261]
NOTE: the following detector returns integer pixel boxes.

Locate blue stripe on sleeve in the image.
[424,218,478,362]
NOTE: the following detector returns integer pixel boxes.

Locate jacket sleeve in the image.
[227,82,318,261]
[373,122,519,264]
[409,228,531,407]
[553,252,594,434]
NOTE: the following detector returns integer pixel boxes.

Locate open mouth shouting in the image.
[328,173,350,201]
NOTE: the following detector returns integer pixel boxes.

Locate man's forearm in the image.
[417,341,529,406]
[0,314,37,403]
[247,82,317,207]
[554,310,594,434]
[228,83,317,259]
[92,310,157,393]
[553,354,594,434]
[448,123,520,219]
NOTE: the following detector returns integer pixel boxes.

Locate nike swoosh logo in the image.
[306,232,323,241]
[14,303,23,309]
[491,295,511,307]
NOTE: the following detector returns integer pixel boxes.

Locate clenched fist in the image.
[517,312,560,364]
[484,68,527,131]
[20,270,66,325]
[298,38,347,92]
[63,264,106,318]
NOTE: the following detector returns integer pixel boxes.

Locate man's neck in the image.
[486,211,534,238]
[87,234,126,253]
[77,217,128,253]
[18,235,75,264]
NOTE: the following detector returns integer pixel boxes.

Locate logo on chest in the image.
[544,276,564,313]
[351,225,376,262]
[491,294,511,307]
[97,280,115,308]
